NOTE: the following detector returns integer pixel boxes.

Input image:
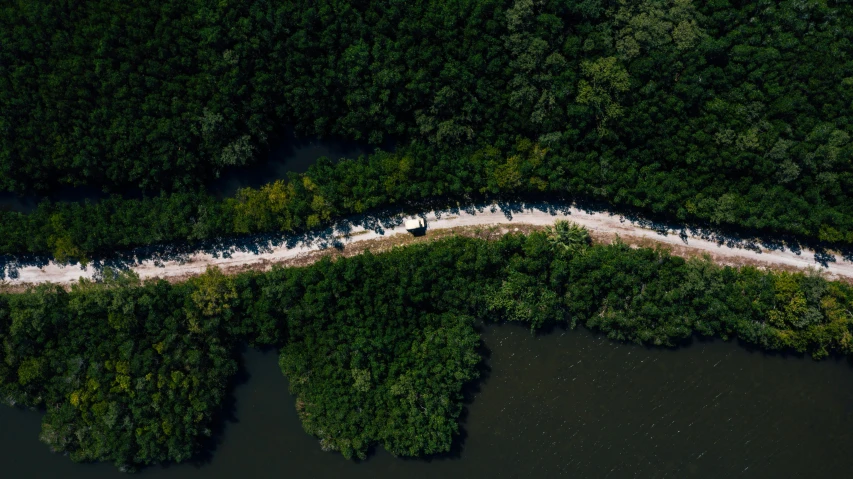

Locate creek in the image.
[0,134,368,213]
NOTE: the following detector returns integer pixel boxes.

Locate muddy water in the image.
[2,325,853,478]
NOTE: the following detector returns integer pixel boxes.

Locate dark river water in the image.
[0,134,369,213]
[2,325,853,478]
[207,134,368,199]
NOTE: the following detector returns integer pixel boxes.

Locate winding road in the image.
[4,203,853,286]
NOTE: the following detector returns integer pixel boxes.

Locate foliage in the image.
[0,272,237,470]
[485,229,853,358]
[0,0,276,192]
[2,0,852,257]
[2,229,853,470]
[3,0,853,469]
[271,242,497,459]
[576,56,631,134]
[544,219,591,255]
[281,308,480,459]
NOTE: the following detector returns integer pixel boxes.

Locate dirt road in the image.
[4,203,853,286]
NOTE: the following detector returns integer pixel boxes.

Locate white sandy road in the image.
[4,203,853,286]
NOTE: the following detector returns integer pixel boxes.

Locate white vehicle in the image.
[404,217,426,233]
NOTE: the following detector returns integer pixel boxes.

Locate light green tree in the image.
[545,220,592,255]
[576,57,631,134]
[613,0,706,60]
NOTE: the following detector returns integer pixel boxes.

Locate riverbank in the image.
[4,223,853,470]
[3,327,853,478]
[3,203,853,289]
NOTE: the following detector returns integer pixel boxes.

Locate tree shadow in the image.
[133,344,251,473]
[400,335,492,464]
[188,343,252,467]
[2,193,851,286]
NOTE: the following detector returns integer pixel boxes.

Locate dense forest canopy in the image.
[0,275,238,470]
[2,0,852,471]
[2,227,853,469]
[0,0,275,192]
[1,0,852,258]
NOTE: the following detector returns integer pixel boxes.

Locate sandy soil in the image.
[3,203,852,288]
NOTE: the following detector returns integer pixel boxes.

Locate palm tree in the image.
[545,220,591,255]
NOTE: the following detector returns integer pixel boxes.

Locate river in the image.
[0,133,369,213]
[2,325,852,477]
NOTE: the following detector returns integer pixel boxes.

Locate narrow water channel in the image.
[2,325,852,478]
[0,134,369,213]
[207,134,369,199]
